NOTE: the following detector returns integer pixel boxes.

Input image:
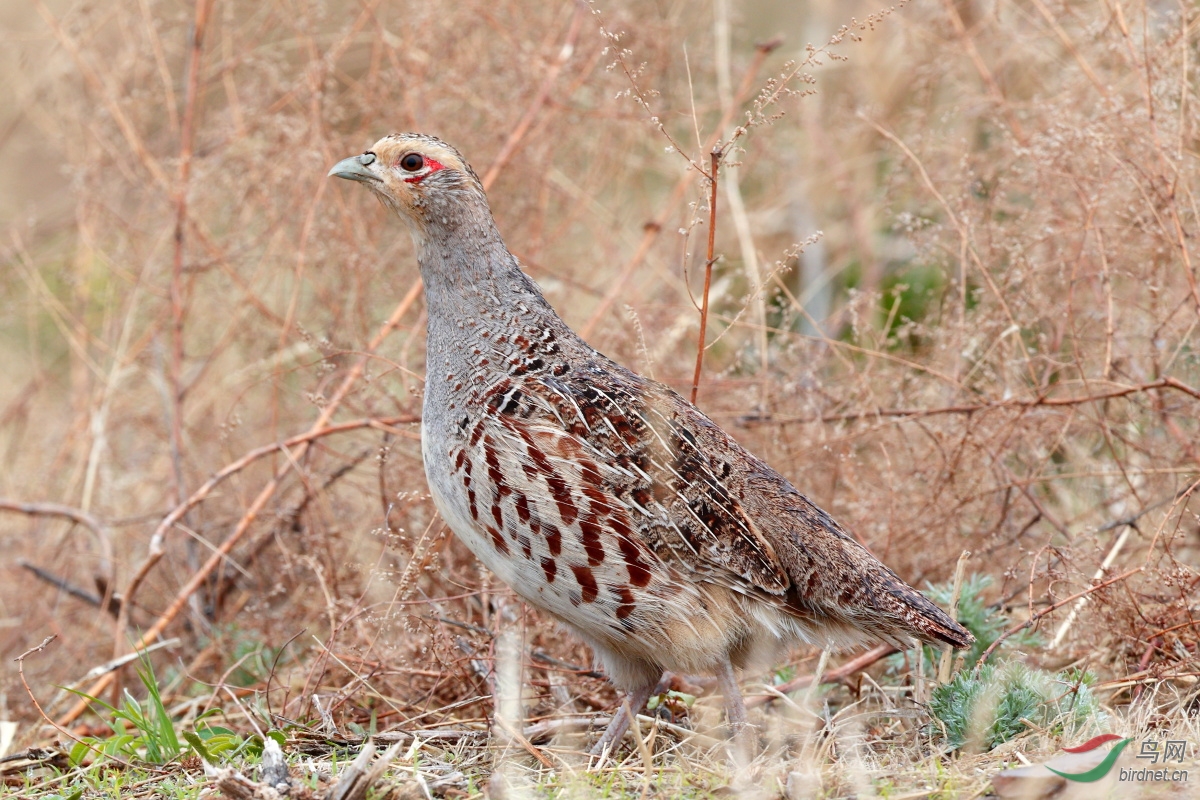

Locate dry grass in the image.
[1,0,1199,797]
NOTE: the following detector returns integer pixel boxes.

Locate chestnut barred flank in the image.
[330,133,973,753]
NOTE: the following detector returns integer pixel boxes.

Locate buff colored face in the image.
[327,135,474,220]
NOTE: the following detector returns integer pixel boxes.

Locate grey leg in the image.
[589,676,661,757]
[715,657,752,756]
[715,658,747,731]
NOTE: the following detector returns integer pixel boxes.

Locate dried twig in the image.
[937,550,971,684]
[18,561,115,614]
[746,644,897,708]
[940,0,1027,144]
[167,0,215,510]
[860,112,1035,384]
[1050,529,1131,649]
[0,499,114,582]
[494,716,555,768]
[581,39,781,337]
[975,567,1143,669]
[58,416,414,726]
[328,740,407,800]
[480,1,586,189]
[741,376,1200,426]
[690,148,721,405]
[14,636,146,773]
[712,0,768,403]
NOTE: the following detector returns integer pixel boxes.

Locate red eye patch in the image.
[403,157,446,184]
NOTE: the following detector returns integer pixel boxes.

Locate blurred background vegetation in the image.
[1,0,1198,793]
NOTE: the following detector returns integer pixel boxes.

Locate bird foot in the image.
[588,678,662,758]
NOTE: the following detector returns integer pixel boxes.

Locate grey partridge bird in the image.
[329,134,973,753]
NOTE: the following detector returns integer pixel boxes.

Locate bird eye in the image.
[400,153,424,172]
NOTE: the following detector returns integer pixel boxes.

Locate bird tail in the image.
[876,579,975,650]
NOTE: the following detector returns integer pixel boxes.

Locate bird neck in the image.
[418,218,528,311]
[416,214,566,364]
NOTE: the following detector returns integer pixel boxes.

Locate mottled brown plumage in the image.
[329,134,973,753]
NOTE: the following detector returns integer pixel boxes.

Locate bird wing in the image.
[656,386,975,649]
[496,361,792,598]
[491,359,971,650]
[669,396,976,649]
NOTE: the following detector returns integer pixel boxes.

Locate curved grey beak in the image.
[328,153,381,183]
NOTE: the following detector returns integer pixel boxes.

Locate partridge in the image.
[329,134,973,753]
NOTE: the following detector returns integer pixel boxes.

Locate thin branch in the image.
[690,148,720,405]
[746,644,897,708]
[73,16,587,716]
[18,561,115,615]
[479,0,586,190]
[33,0,171,189]
[0,499,114,580]
[940,0,1028,143]
[580,39,780,338]
[860,113,1037,385]
[14,636,147,774]
[740,376,1200,426]
[168,0,215,510]
[938,550,972,683]
[55,414,412,726]
[975,567,1143,669]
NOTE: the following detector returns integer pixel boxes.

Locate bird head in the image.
[328,133,487,241]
